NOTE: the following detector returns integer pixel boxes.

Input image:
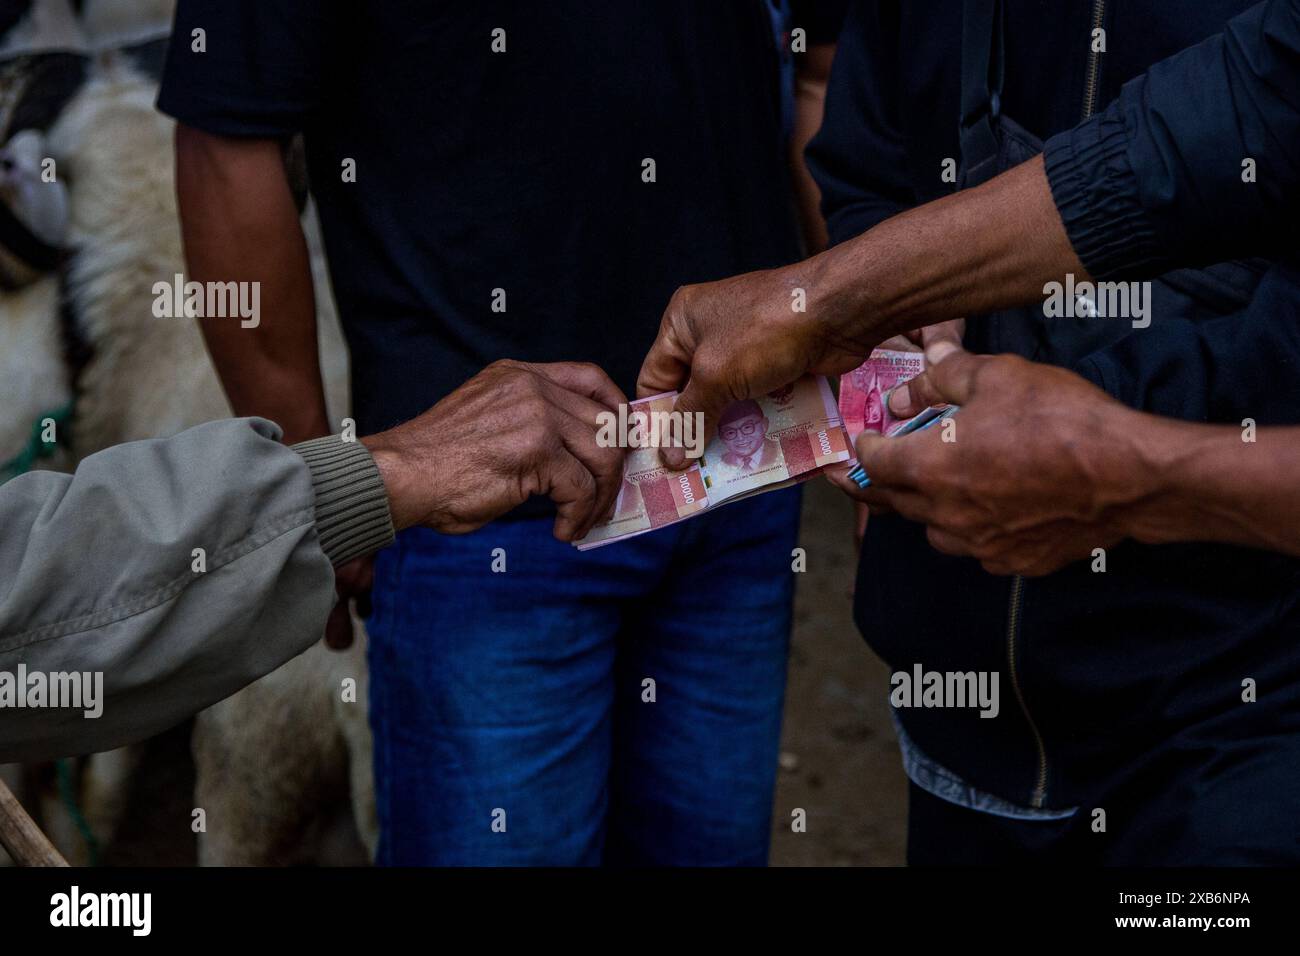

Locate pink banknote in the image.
[575,393,709,550]
[839,349,927,443]
[576,376,851,549]
[700,374,851,505]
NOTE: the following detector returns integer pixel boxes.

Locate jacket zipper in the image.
[1003,0,1109,815]
[1005,575,1048,807]
[1081,0,1107,119]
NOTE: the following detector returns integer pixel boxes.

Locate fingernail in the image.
[887,383,910,414]
[925,341,960,365]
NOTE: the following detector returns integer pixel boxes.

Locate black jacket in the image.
[809,0,1300,832]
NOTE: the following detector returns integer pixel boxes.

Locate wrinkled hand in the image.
[363,360,628,542]
[637,262,873,468]
[826,342,1161,576]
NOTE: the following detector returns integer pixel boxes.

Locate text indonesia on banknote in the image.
[576,350,938,550]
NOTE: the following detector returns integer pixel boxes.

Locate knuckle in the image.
[666,286,691,319]
[982,353,1025,387]
[519,420,552,458]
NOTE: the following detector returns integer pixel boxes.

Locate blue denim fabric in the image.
[367,488,802,865]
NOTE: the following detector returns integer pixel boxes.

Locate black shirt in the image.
[158,0,807,436]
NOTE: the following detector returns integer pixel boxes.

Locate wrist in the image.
[1108,414,1215,546]
[294,433,395,565]
[359,432,419,532]
[804,239,885,353]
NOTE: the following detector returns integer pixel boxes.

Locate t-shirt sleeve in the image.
[156,0,339,138]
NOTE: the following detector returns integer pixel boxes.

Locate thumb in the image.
[888,343,985,417]
[661,376,725,470]
[922,344,985,406]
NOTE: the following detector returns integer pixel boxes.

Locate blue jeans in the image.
[366,488,801,865]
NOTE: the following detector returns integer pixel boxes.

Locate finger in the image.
[541,448,601,542]
[889,347,987,418]
[822,462,915,514]
[661,373,728,471]
[530,361,628,412]
[920,318,966,351]
[537,380,632,536]
[887,370,946,419]
[335,556,374,596]
[323,600,355,650]
[824,460,872,502]
[926,526,976,558]
[551,408,627,539]
[637,297,695,399]
[853,431,921,490]
[882,333,920,351]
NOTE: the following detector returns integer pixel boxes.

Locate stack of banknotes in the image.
[839,348,925,441]
[839,348,956,443]
[575,351,947,549]
[576,374,852,549]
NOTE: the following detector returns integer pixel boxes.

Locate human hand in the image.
[362,360,628,543]
[637,256,876,469]
[827,341,1161,576]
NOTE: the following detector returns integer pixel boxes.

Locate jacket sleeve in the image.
[1074,265,1300,425]
[0,417,392,762]
[1044,0,1300,280]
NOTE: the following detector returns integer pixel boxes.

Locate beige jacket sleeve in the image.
[0,417,392,762]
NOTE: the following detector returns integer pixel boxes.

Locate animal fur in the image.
[0,7,376,866]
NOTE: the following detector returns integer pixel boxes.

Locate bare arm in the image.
[174,124,330,445]
[1132,422,1300,559]
[638,155,1079,467]
[789,43,836,255]
[811,155,1082,347]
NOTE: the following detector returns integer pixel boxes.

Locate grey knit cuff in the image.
[292,435,395,566]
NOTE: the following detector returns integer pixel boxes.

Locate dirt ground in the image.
[769,479,908,866]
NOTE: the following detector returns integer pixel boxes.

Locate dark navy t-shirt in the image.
[158,0,809,436]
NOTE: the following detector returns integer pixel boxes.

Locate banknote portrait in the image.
[852,366,885,430]
[715,399,784,476]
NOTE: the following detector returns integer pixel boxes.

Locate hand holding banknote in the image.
[364,360,628,542]
[637,271,874,469]
[827,341,1149,576]
[578,374,851,548]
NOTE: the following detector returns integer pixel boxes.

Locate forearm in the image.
[789,45,835,254]
[806,0,1300,347]
[175,125,330,444]
[807,155,1084,348]
[1126,421,1300,558]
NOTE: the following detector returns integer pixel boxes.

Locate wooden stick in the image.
[0,777,68,866]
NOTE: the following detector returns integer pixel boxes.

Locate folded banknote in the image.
[838,348,927,443]
[575,374,851,549]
